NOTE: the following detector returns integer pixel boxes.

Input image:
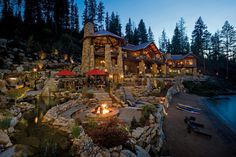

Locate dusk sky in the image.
[77,0,236,43]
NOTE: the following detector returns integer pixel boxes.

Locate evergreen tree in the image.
[221,21,236,58]
[133,28,139,45]
[159,29,168,53]
[166,39,172,53]
[138,19,148,43]
[148,26,154,42]
[74,4,79,31]
[221,20,236,78]
[171,24,181,54]
[202,29,211,57]
[105,12,109,30]
[125,18,133,43]
[178,18,190,53]
[191,17,207,58]
[82,0,88,24]
[211,31,221,60]
[108,12,121,36]
[87,0,97,23]
[115,13,122,36]
[97,1,104,30]
[54,0,70,32]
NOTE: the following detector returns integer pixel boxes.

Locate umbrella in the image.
[85,69,107,76]
[55,70,76,76]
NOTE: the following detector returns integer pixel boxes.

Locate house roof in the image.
[122,41,154,51]
[170,52,196,61]
[91,30,123,40]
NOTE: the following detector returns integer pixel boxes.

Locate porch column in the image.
[89,45,95,70]
[105,45,112,73]
[139,60,146,74]
[152,63,158,75]
[117,47,124,82]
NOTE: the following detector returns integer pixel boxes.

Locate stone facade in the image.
[105,44,112,73]
[151,63,158,75]
[81,22,94,73]
[117,47,124,82]
[139,60,146,74]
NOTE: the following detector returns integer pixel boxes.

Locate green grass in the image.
[71,124,82,138]
[0,117,11,129]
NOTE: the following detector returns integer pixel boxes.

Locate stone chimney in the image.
[81,22,95,73]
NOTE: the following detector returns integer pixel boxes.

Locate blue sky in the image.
[77,0,236,43]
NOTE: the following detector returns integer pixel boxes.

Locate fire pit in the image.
[87,104,119,118]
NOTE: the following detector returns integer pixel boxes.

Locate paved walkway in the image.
[60,104,86,118]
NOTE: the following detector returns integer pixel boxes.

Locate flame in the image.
[96,104,110,114]
[102,108,110,114]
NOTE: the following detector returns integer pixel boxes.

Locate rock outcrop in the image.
[0,130,13,148]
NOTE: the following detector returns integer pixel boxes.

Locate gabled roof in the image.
[91,30,123,40]
[170,55,184,60]
[122,41,156,51]
[170,52,196,61]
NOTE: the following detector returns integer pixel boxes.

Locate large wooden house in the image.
[81,22,197,82]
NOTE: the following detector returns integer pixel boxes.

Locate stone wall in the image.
[81,22,94,73]
[164,78,185,108]
[105,44,112,73]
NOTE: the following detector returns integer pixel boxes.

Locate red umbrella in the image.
[55,70,76,76]
[86,69,107,76]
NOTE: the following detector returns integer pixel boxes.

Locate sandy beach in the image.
[163,93,236,157]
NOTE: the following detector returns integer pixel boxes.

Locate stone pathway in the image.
[93,91,112,105]
[60,104,86,119]
[26,90,42,96]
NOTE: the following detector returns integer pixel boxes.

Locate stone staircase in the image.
[93,91,112,105]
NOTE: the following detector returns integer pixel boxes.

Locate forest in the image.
[0,0,236,83]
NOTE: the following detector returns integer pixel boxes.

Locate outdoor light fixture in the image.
[33,68,37,72]
[8,77,17,81]
[109,74,113,79]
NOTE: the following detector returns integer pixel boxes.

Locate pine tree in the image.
[171,24,181,54]
[221,21,236,58]
[87,0,97,23]
[133,28,139,45]
[105,12,109,30]
[159,29,168,53]
[115,13,122,36]
[97,1,104,30]
[178,18,190,53]
[108,12,121,36]
[221,20,236,78]
[148,27,154,42]
[138,19,148,43]
[74,4,79,31]
[203,29,211,57]
[125,18,133,43]
[82,0,88,24]
[191,17,207,58]
[211,31,221,61]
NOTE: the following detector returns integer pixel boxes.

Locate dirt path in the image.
[163,93,236,157]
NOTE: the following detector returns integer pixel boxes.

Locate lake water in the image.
[206,95,236,134]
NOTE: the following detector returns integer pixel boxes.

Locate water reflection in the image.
[206,95,236,133]
[7,97,72,157]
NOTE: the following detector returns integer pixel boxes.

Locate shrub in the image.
[140,104,157,126]
[130,116,140,130]
[0,117,11,129]
[84,118,129,148]
[71,124,82,138]
[142,104,157,118]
